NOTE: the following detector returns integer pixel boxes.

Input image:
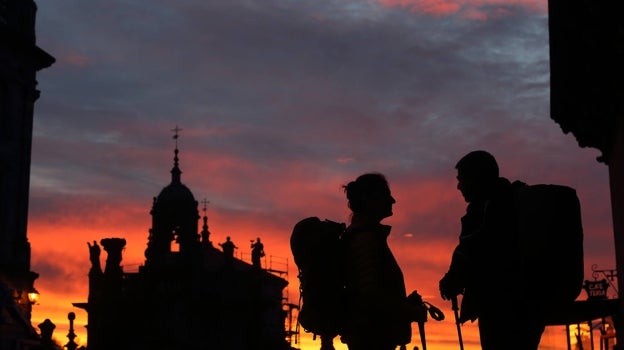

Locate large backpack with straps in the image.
[513,181,584,304]
[290,217,346,337]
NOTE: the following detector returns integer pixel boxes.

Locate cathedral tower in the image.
[144,128,200,267]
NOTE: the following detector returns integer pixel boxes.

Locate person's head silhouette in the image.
[455,150,499,203]
[344,173,395,223]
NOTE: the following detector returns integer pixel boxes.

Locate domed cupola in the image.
[145,128,200,266]
[156,147,195,204]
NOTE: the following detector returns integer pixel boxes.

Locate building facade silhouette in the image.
[1,0,54,348]
[548,0,624,345]
[75,142,293,350]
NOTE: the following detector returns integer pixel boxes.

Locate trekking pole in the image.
[418,320,427,350]
[415,301,445,350]
[407,291,427,350]
[451,296,464,350]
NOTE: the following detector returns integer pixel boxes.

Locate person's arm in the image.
[440,202,485,299]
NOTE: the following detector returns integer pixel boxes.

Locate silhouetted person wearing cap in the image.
[439,150,544,350]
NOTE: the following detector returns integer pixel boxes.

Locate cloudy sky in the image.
[28,0,615,348]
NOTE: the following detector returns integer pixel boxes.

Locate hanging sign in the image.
[583,279,609,300]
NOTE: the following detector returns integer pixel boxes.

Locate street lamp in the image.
[27,287,39,304]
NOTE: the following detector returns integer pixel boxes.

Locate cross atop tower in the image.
[201,198,210,215]
[169,126,183,183]
[171,125,183,148]
[200,198,211,246]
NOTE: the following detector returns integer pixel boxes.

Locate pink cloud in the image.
[61,53,90,68]
[336,157,355,164]
[376,0,546,18]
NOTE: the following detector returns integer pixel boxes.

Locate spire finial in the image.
[171,125,182,148]
[202,198,210,216]
[201,198,211,246]
[170,126,183,183]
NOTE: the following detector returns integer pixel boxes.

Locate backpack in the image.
[290,217,346,337]
[512,181,584,304]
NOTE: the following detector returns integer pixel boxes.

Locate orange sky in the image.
[27,144,615,349]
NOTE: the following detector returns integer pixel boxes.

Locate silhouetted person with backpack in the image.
[439,150,545,350]
[340,173,423,350]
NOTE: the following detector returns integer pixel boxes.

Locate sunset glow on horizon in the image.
[29,0,615,349]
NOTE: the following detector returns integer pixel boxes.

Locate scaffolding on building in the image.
[238,252,300,348]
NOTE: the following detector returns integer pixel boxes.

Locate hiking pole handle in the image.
[451,296,464,350]
[425,302,445,321]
